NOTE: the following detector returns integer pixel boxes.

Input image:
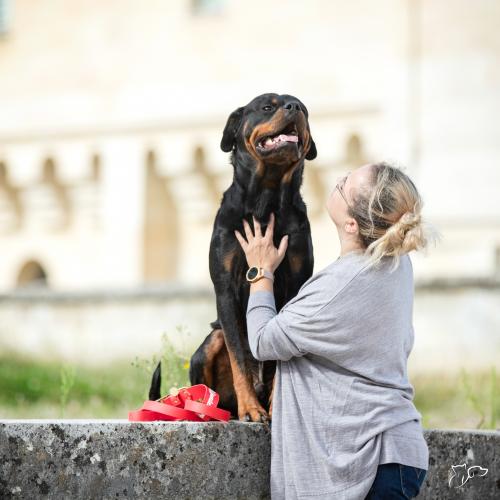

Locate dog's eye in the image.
[262,105,273,112]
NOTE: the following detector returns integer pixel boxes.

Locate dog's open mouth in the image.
[256,123,301,153]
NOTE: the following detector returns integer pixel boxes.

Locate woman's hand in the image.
[234,213,289,273]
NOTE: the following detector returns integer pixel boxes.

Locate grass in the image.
[0,333,191,419]
[412,366,499,430]
[0,347,498,429]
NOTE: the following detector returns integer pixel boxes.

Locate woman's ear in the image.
[345,218,358,235]
[220,106,245,153]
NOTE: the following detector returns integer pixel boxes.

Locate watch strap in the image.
[261,269,274,282]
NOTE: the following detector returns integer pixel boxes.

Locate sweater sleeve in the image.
[246,282,329,361]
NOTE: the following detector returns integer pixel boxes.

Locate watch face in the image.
[247,267,259,280]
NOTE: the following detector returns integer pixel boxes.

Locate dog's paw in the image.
[239,405,270,424]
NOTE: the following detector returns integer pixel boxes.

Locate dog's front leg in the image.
[216,292,269,423]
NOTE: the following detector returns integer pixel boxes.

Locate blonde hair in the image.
[348,162,439,272]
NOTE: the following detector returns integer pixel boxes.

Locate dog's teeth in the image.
[265,138,273,145]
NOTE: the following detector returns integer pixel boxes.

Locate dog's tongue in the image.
[264,134,299,147]
[278,134,298,143]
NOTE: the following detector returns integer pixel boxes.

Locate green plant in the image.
[488,366,498,430]
[131,326,191,398]
[459,366,499,430]
[59,364,76,417]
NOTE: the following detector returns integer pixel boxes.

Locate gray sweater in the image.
[246,251,429,500]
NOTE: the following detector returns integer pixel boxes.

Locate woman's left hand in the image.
[234,212,289,273]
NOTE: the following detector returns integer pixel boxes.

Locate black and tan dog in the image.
[150,93,316,422]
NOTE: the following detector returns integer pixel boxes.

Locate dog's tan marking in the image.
[281,160,300,184]
[212,340,234,400]
[247,109,288,178]
[243,121,266,177]
[202,329,225,387]
[225,343,268,422]
[289,253,303,274]
[249,109,286,151]
[223,248,237,273]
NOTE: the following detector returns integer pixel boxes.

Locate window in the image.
[191,0,224,16]
[0,0,12,37]
[345,133,364,165]
[17,260,48,288]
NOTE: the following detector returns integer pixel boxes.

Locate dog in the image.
[150,93,316,422]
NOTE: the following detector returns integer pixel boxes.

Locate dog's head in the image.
[220,93,317,172]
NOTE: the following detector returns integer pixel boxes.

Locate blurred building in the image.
[1,0,500,292]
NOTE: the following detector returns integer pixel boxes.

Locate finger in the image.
[234,230,248,250]
[253,215,262,238]
[243,219,253,241]
[265,212,274,240]
[277,235,289,257]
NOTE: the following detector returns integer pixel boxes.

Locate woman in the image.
[234,162,436,499]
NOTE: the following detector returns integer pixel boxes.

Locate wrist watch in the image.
[246,266,274,283]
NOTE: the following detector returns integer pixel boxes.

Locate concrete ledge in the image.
[0,420,271,500]
[423,428,499,499]
[1,421,499,499]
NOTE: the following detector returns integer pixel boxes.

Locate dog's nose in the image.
[283,100,301,114]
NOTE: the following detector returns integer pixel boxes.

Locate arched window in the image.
[91,153,101,182]
[17,260,48,288]
[345,134,364,165]
[39,156,71,229]
[0,161,7,185]
[143,150,179,282]
[0,160,22,229]
[193,146,205,169]
[192,145,219,208]
[42,157,57,183]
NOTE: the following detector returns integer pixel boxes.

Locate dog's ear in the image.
[221,106,245,153]
[305,136,317,160]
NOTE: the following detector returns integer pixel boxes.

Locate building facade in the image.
[1,0,500,291]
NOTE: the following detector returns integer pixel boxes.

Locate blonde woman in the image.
[234,162,436,499]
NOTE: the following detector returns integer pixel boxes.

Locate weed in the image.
[59,365,76,418]
[459,365,499,429]
[131,326,191,398]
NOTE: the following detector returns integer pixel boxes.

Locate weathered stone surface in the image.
[420,429,500,499]
[0,420,271,500]
[1,422,499,499]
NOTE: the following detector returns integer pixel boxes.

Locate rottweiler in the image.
[150,93,316,422]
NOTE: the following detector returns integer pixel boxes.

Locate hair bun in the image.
[396,211,425,256]
[398,211,421,230]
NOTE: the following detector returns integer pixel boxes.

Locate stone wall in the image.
[0,282,499,374]
[0,421,499,499]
